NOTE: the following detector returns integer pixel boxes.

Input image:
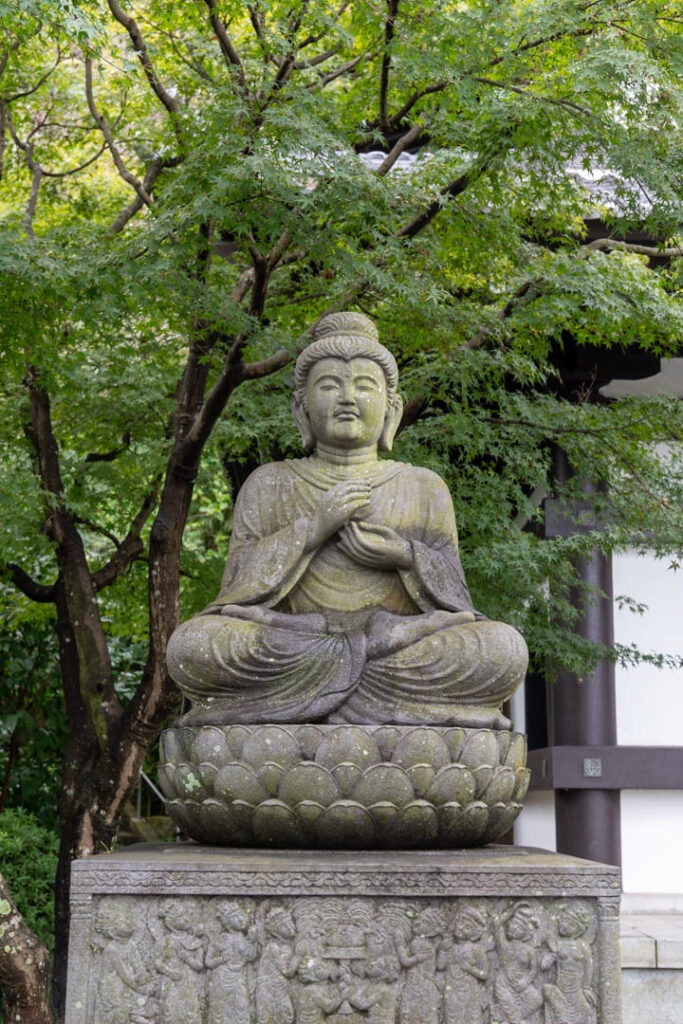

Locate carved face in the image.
[304,357,388,450]
[454,915,483,942]
[505,910,535,941]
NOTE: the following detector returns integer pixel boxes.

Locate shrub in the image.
[0,807,58,952]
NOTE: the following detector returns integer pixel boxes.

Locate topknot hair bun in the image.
[314,311,379,343]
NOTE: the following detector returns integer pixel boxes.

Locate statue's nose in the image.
[337,383,357,404]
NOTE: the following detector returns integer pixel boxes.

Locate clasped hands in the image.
[305,479,412,571]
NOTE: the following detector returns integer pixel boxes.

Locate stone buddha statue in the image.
[167,312,527,730]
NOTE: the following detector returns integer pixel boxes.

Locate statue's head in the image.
[292,312,403,452]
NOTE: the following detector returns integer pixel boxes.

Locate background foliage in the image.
[0,1,681,1015]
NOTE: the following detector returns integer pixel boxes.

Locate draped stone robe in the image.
[166,456,528,727]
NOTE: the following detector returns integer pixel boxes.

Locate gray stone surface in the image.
[621,968,683,1024]
[159,723,529,848]
[65,844,622,1024]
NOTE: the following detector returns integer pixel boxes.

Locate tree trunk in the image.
[0,873,54,1024]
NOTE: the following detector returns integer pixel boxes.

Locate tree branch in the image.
[6,47,61,102]
[395,165,481,240]
[473,75,593,123]
[7,106,106,181]
[92,483,160,592]
[242,349,291,379]
[312,51,375,90]
[300,2,351,48]
[106,0,183,138]
[397,394,426,433]
[246,3,267,47]
[394,114,519,240]
[0,873,53,1024]
[84,432,131,463]
[463,280,539,350]
[202,0,247,89]
[24,369,121,743]
[110,154,181,233]
[379,0,399,129]
[246,245,270,319]
[24,162,41,237]
[388,80,448,129]
[85,58,153,207]
[230,266,255,304]
[587,238,683,258]
[293,46,340,70]
[6,564,57,602]
[386,19,599,131]
[0,35,23,79]
[376,121,422,177]
[166,29,217,84]
[0,100,5,180]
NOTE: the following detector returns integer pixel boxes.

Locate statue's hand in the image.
[338,521,412,570]
[305,480,372,550]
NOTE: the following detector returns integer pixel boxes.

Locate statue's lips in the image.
[334,410,360,419]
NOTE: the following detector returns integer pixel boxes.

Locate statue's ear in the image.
[379,393,403,451]
[291,392,315,450]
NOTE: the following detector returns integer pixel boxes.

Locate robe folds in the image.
[166,456,528,727]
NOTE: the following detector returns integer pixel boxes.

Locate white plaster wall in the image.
[621,791,683,896]
[613,550,683,746]
[514,791,557,852]
[613,550,683,896]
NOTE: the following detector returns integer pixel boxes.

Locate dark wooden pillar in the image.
[547,449,621,866]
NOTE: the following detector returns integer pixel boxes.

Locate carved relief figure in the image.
[94,899,156,1024]
[155,898,205,1024]
[542,902,597,1024]
[491,902,545,1024]
[205,901,257,1024]
[437,905,490,1024]
[296,955,342,1023]
[256,906,298,1024]
[166,312,528,731]
[356,931,402,1024]
[398,908,442,1024]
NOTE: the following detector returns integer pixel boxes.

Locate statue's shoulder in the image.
[238,460,298,494]
[396,462,450,491]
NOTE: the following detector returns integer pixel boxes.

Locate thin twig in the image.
[464,281,539,350]
[300,2,350,48]
[6,48,61,102]
[388,80,448,130]
[312,51,375,90]
[293,45,340,70]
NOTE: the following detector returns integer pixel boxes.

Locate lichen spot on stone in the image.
[0,900,11,917]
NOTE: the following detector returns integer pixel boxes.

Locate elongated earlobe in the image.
[291,392,315,449]
[379,393,404,451]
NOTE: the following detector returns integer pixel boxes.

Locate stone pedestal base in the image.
[65,844,622,1024]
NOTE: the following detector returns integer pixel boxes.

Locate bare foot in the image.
[219,604,327,634]
[365,609,475,659]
